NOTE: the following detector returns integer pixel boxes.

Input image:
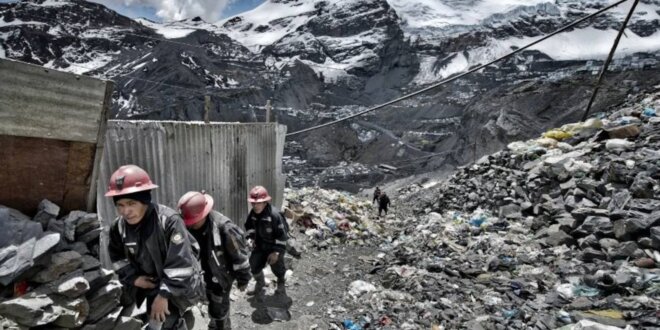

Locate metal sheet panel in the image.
[97,120,286,237]
[0,58,109,144]
[0,58,112,215]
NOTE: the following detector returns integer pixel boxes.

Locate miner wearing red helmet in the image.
[178,191,251,330]
[106,165,203,330]
[244,185,289,296]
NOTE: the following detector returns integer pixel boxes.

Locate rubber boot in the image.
[275,277,286,295]
[247,272,265,296]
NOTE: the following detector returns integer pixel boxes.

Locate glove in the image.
[267,252,280,265]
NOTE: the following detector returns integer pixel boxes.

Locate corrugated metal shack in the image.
[0,58,112,215]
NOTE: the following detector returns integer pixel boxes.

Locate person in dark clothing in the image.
[178,191,251,330]
[106,165,204,330]
[373,187,381,205]
[244,186,288,296]
[378,192,391,217]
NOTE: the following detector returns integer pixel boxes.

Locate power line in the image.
[285,0,631,137]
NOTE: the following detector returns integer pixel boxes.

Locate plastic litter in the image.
[543,129,573,141]
[605,139,634,151]
[348,280,376,298]
[342,319,362,330]
[643,107,656,117]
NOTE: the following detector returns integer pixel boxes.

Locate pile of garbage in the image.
[284,187,382,249]
[0,201,140,330]
[335,91,660,329]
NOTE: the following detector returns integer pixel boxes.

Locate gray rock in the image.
[559,178,576,192]
[32,251,82,283]
[0,233,60,286]
[571,216,613,238]
[580,248,608,262]
[0,293,58,327]
[608,241,639,260]
[70,242,90,255]
[47,218,65,236]
[608,190,631,211]
[48,270,89,298]
[545,230,575,247]
[78,228,102,244]
[555,213,579,232]
[569,296,594,310]
[81,254,102,271]
[578,235,599,249]
[499,203,521,219]
[32,199,60,230]
[0,207,43,249]
[613,218,647,241]
[571,208,609,223]
[598,238,620,251]
[87,280,122,323]
[628,199,660,213]
[84,268,114,294]
[80,307,121,330]
[63,211,87,242]
[650,227,660,249]
[630,171,656,198]
[51,297,89,328]
[75,214,100,236]
[638,237,654,249]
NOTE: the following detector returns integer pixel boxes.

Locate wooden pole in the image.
[265,99,272,123]
[204,95,211,123]
[582,0,639,121]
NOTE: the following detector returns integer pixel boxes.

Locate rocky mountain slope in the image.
[1,0,660,190]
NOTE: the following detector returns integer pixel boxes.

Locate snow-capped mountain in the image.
[1,0,660,190]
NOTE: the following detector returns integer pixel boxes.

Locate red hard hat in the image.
[248,186,271,203]
[178,191,214,227]
[105,165,159,197]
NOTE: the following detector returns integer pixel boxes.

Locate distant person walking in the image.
[378,192,390,217]
[372,187,381,205]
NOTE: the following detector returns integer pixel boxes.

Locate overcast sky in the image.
[0,0,266,22]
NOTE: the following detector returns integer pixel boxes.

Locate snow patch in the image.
[218,0,317,52]
[38,0,70,7]
[0,18,47,28]
[505,27,660,61]
[136,18,196,39]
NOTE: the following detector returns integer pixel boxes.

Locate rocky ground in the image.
[2,88,660,329]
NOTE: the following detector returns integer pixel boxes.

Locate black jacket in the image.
[191,211,251,291]
[245,204,288,254]
[108,204,204,309]
[379,194,391,208]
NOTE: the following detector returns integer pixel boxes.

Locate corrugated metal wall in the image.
[96,120,286,265]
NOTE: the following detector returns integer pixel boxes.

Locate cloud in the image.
[92,0,232,22]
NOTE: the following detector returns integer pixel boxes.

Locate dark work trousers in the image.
[378,205,388,216]
[207,284,232,329]
[249,249,286,279]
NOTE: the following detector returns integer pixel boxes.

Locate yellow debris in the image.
[542,129,573,141]
[585,309,624,319]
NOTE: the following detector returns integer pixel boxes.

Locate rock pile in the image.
[0,201,140,330]
[333,92,660,329]
[284,187,383,250]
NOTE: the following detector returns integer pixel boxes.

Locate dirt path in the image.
[194,243,378,329]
